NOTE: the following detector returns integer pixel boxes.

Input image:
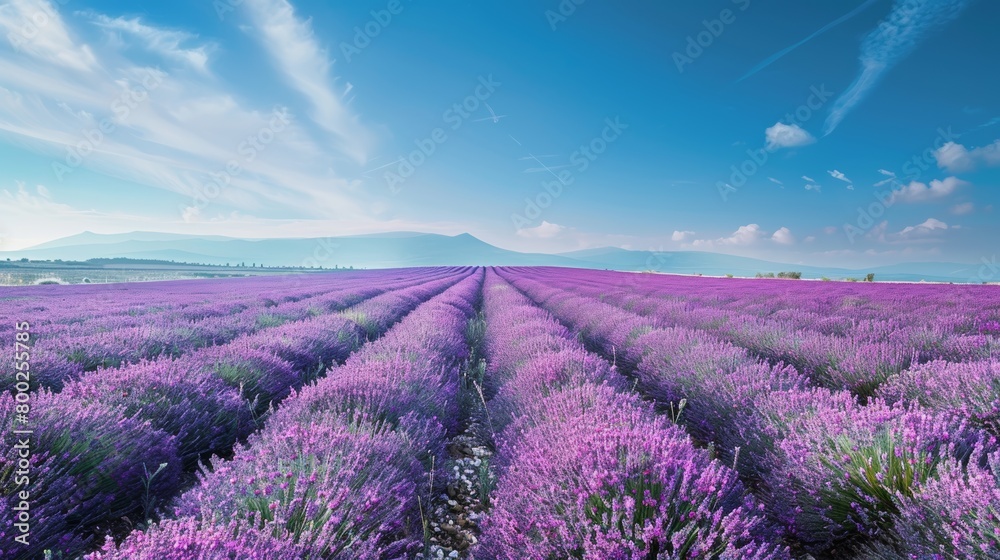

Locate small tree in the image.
[864,273,875,282]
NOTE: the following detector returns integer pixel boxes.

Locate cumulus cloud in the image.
[671,230,695,242]
[889,177,965,203]
[516,221,566,239]
[934,140,1000,172]
[771,227,795,245]
[691,224,767,248]
[765,122,816,150]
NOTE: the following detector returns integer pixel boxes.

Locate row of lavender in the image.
[533,267,1000,336]
[86,271,484,559]
[476,270,787,558]
[0,269,471,559]
[498,267,1000,558]
[505,267,997,395]
[0,268,460,393]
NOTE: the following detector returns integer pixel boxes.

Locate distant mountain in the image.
[0,232,983,282]
[29,231,238,249]
[5,232,583,269]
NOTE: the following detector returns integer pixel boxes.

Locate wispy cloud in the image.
[951,201,974,214]
[86,14,212,73]
[828,169,852,184]
[738,0,878,82]
[0,0,96,71]
[0,2,376,226]
[824,0,974,135]
[242,0,373,163]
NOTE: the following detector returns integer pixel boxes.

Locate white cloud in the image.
[242,0,373,163]
[951,202,974,215]
[805,183,821,192]
[897,218,949,237]
[824,0,974,134]
[87,14,212,72]
[828,169,851,183]
[934,140,1000,173]
[516,221,566,239]
[771,227,795,245]
[768,177,784,186]
[878,169,895,177]
[0,178,481,251]
[890,177,965,203]
[0,2,378,228]
[671,230,695,242]
[765,122,815,150]
[691,224,766,248]
[0,0,97,71]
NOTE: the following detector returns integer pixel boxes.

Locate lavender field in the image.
[2,267,1000,559]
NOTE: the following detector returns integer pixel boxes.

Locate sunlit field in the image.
[3,267,999,559]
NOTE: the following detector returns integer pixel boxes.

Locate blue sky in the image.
[0,0,998,267]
